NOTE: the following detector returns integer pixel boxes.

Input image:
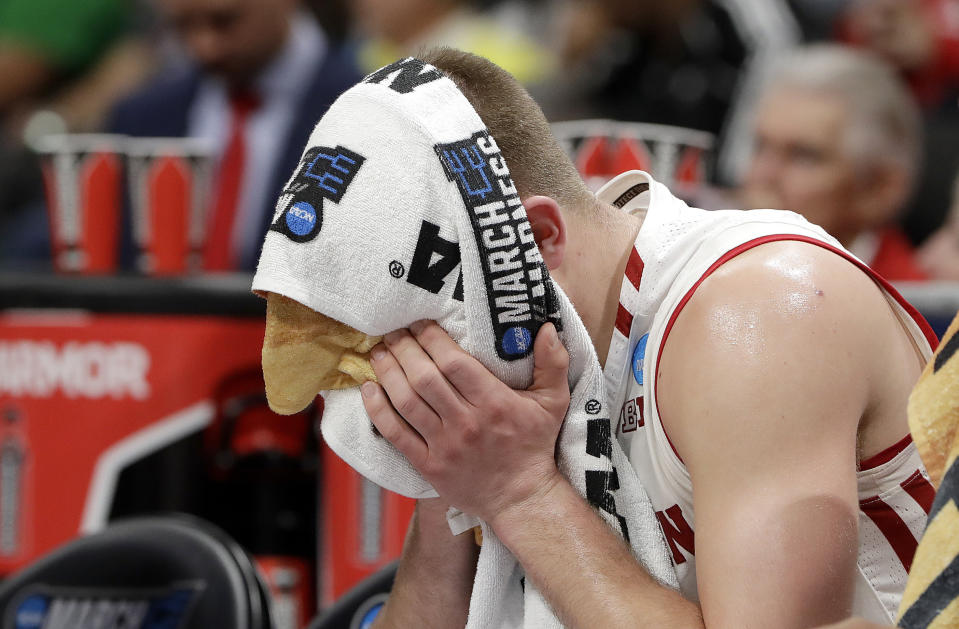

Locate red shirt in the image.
[869,227,930,282]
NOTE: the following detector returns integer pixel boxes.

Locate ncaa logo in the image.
[271,145,365,243]
[632,334,648,385]
[14,595,47,629]
[501,326,532,356]
[286,202,317,236]
[351,594,389,629]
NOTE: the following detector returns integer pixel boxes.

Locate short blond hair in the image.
[419,47,595,213]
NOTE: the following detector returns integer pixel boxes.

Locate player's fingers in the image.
[409,320,508,405]
[523,323,570,416]
[382,328,468,419]
[361,380,428,465]
[370,342,442,440]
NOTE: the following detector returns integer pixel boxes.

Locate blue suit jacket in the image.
[108,43,362,271]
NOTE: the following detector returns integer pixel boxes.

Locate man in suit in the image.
[109,0,361,271]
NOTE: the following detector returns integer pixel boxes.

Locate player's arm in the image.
[363,322,703,628]
[489,465,703,629]
[372,497,478,629]
[658,242,884,628]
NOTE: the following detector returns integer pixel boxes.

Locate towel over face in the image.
[253,56,564,496]
[252,56,677,628]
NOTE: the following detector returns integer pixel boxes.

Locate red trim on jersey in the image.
[860,434,914,471]
[614,247,643,337]
[655,504,695,564]
[615,303,633,338]
[625,247,644,290]
[860,496,919,572]
[653,234,939,465]
[900,469,936,515]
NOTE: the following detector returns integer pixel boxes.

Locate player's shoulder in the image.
[657,240,879,463]
[658,238,887,394]
[684,239,883,328]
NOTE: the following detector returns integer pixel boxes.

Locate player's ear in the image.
[524,195,566,270]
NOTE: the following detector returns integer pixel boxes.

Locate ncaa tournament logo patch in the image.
[501,325,532,357]
[270,145,365,243]
[632,333,648,385]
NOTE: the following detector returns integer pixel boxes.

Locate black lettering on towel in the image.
[363,57,443,94]
[435,130,561,361]
[586,418,630,542]
[407,220,463,301]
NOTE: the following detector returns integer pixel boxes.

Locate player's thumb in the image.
[526,323,570,414]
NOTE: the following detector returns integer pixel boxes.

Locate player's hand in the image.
[360,320,570,525]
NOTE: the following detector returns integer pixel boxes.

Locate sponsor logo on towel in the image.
[436,131,561,361]
[363,57,443,94]
[270,145,365,243]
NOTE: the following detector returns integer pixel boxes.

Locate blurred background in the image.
[2,0,959,627]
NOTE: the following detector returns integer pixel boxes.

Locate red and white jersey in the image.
[598,171,938,623]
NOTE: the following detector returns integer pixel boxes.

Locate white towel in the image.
[252,57,678,628]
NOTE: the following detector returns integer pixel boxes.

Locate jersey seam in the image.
[855,560,897,624]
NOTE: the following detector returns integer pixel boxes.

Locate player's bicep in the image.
[658,247,869,627]
[692,466,860,628]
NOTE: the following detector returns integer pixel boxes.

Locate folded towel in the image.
[252,57,678,628]
[261,295,381,413]
[899,315,959,628]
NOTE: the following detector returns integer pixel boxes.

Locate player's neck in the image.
[557,204,643,367]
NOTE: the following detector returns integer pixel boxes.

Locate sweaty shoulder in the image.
[656,240,922,464]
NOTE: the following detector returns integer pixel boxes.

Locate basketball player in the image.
[361,48,935,628]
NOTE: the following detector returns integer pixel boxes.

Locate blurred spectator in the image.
[904,108,959,248]
[304,0,352,44]
[544,0,800,185]
[839,0,959,110]
[741,44,928,281]
[108,0,361,272]
[0,0,135,119]
[351,0,554,85]
[838,0,959,252]
[918,171,959,280]
[787,0,854,41]
[0,0,155,267]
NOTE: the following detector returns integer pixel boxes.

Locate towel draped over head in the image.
[253,56,677,628]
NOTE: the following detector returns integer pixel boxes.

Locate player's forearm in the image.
[374,498,478,628]
[491,479,704,629]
